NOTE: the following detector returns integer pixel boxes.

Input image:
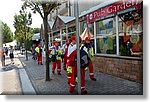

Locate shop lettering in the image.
[86,0,141,23]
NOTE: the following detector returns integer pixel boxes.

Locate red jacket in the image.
[67,43,77,66]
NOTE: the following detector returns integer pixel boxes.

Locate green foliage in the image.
[0,21,13,43]
[33,28,40,34]
[119,44,130,56]
[13,9,33,46]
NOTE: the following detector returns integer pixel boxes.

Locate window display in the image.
[119,11,143,57]
[96,17,116,54]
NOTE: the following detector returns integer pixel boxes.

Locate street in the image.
[1,51,143,95]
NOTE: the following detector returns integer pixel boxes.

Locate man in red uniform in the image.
[62,39,70,70]
[67,36,87,94]
[51,41,62,75]
[81,37,96,81]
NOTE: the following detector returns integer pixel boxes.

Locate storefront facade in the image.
[50,0,143,83]
[84,0,143,83]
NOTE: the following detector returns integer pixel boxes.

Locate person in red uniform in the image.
[62,39,70,70]
[37,44,43,65]
[81,37,96,81]
[67,36,87,94]
[51,41,62,75]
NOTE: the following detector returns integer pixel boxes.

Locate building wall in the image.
[93,55,143,83]
[48,0,105,20]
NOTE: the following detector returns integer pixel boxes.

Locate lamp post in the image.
[74,0,81,95]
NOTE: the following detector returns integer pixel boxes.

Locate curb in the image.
[17,53,36,95]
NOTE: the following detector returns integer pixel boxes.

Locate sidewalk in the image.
[18,52,143,95]
[0,52,22,95]
[0,51,36,95]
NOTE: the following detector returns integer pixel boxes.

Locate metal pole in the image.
[94,21,97,54]
[66,25,68,39]
[115,15,119,55]
[74,0,81,95]
[60,29,63,46]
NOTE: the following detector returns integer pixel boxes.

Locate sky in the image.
[0,0,43,33]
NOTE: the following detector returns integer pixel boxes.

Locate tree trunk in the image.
[43,13,50,81]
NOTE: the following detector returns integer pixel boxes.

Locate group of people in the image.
[30,36,96,94]
[49,36,96,94]
[0,46,14,67]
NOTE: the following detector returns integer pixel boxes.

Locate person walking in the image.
[0,47,5,66]
[67,36,87,95]
[51,41,63,75]
[31,44,36,60]
[81,37,96,81]
[35,44,43,65]
[5,47,8,56]
[9,46,14,64]
[62,39,70,70]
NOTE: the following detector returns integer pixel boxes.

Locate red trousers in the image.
[37,53,42,64]
[63,55,67,70]
[88,60,94,79]
[69,63,86,93]
[52,60,61,74]
[67,73,72,84]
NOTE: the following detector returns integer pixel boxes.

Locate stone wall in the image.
[93,55,143,83]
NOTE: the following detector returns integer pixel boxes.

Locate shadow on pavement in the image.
[0,64,19,72]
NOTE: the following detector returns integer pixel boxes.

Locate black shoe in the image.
[58,73,61,75]
[64,68,67,71]
[81,90,87,95]
[91,78,96,81]
[69,90,74,93]
[41,64,43,65]
[52,71,55,74]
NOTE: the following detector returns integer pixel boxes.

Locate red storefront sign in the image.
[86,0,142,23]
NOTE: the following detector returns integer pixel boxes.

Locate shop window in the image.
[96,17,116,54]
[119,11,143,57]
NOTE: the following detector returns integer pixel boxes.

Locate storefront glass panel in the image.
[96,17,116,54]
[118,11,143,57]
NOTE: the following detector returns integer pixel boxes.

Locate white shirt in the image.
[67,43,76,57]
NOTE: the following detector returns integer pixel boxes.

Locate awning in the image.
[3,40,17,47]
[80,27,94,40]
[32,33,40,41]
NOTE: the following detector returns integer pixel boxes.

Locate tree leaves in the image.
[0,21,13,43]
[13,12,33,44]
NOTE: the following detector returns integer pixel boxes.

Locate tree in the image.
[14,12,33,45]
[23,0,62,81]
[33,27,40,34]
[0,21,13,43]
[14,8,33,61]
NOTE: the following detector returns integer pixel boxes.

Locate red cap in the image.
[85,37,90,41]
[70,36,76,41]
[55,41,59,44]
[38,44,41,47]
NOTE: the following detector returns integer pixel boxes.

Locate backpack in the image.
[80,46,90,69]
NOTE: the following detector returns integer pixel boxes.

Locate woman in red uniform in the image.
[63,39,70,70]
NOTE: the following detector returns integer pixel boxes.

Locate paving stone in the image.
[18,53,143,95]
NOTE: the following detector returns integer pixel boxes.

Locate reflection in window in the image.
[96,17,116,54]
[119,11,143,57]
